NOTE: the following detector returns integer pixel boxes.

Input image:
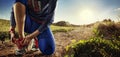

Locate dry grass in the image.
[95,21,120,40]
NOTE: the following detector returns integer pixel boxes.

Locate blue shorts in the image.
[24,15,55,55]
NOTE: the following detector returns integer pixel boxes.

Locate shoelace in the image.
[9,29,27,49]
[34,38,39,48]
[13,38,26,49]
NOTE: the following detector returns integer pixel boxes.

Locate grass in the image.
[65,37,120,57]
[50,25,74,34]
[94,21,120,40]
[0,19,10,32]
[0,19,75,32]
[64,21,120,57]
[0,19,75,40]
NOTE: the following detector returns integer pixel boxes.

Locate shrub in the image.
[0,32,10,42]
[0,32,10,39]
[96,23,120,40]
[65,38,120,57]
[54,21,71,26]
[102,19,112,22]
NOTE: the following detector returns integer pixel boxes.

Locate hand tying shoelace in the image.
[9,29,28,49]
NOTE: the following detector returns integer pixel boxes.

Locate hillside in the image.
[0,19,10,32]
[1,19,89,57]
[0,19,120,57]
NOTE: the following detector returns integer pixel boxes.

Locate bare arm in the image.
[26,30,40,40]
[14,2,40,39]
[13,2,40,45]
[23,30,40,45]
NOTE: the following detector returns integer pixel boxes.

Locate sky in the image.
[0,0,120,25]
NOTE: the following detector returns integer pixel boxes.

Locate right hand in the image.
[10,32,15,39]
[23,35,32,45]
[9,29,16,43]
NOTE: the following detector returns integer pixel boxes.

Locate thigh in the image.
[24,15,32,33]
[24,15,40,33]
[37,27,55,55]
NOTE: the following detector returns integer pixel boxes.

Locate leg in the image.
[37,27,55,55]
[12,3,26,55]
[13,2,26,38]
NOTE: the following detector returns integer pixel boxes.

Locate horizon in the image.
[0,0,120,25]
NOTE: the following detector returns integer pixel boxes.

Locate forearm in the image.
[26,30,40,39]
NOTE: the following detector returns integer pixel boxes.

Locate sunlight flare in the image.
[79,9,95,20]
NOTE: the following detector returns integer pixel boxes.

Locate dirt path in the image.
[0,26,94,57]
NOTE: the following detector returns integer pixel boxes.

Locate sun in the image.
[79,9,95,20]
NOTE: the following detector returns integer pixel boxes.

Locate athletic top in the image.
[10,0,57,32]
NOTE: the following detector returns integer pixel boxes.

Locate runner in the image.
[9,0,57,55]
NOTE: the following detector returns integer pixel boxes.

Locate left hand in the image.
[23,30,40,45]
[23,35,32,45]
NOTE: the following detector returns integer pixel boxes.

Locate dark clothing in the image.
[10,0,57,55]
[10,0,57,33]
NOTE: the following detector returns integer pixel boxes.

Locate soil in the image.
[0,26,93,57]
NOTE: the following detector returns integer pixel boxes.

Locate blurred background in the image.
[0,0,120,25]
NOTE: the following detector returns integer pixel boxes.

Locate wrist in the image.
[26,30,40,39]
[26,34,33,40]
[9,28,15,34]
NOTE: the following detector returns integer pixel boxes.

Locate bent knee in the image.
[40,47,55,55]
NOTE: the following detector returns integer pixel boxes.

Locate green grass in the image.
[50,25,74,34]
[64,21,120,57]
[0,19,75,39]
[0,19,75,42]
[0,19,75,32]
[65,37,120,57]
[0,19,10,32]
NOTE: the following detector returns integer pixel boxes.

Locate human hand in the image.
[23,35,32,45]
[23,30,40,45]
[10,32,15,39]
[9,29,16,43]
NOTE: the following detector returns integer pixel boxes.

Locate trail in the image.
[0,26,94,57]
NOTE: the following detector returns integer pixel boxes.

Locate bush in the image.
[0,32,10,42]
[65,38,120,57]
[54,21,71,26]
[102,19,112,22]
[95,23,120,40]
[0,32,10,39]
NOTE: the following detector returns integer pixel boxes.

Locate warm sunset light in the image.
[79,9,95,20]
[0,0,120,25]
